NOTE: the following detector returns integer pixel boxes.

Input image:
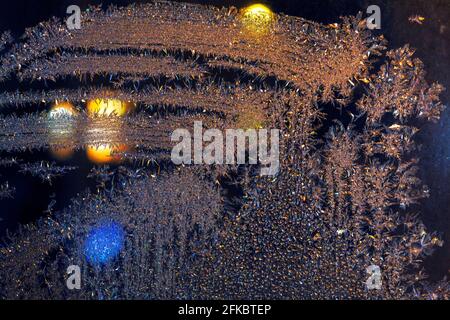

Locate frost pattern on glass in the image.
[0,2,448,299]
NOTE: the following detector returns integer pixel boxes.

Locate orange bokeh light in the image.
[49,101,77,118]
[86,144,128,164]
[85,98,131,164]
[48,102,78,160]
[51,147,75,161]
[87,98,130,117]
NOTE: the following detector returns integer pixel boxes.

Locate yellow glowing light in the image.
[240,4,275,35]
[87,98,129,117]
[86,144,127,164]
[48,102,78,160]
[245,4,273,16]
[85,98,131,163]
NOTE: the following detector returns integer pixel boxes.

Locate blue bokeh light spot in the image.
[84,221,124,265]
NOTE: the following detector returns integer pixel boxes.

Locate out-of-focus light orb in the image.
[51,146,75,161]
[86,144,127,164]
[87,98,129,117]
[243,3,273,17]
[84,221,124,265]
[48,102,78,160]
[240,4,275,35]
[49,102,77,119]
[85,97,131,164]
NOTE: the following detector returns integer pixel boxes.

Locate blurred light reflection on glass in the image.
[85,98,131,164]
[86,143,128,164]
[240,4,275,36]
[87,98,130,117]
[48,102,78,160]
